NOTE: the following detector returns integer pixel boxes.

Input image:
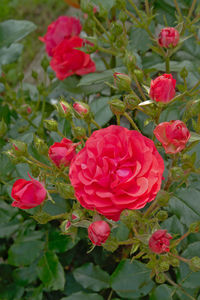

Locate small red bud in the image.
[88,220,110,246]
[149,229,172,254]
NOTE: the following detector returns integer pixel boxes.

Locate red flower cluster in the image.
[40,16,95,80]
[88,220,110,246]
[69,125,164,221]
[149,229,172,254]
[158,27,180,48]
[150,74,176,103]
[154,120,190,154]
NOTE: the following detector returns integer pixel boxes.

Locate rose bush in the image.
[1,0,200,299]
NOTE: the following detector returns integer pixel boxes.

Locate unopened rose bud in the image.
[171,258,179,267]
[57,100,73,119]
[41,56,49,72]
[134,69,144,83]
[189,222,200,233]
[109,98,126,115]
[111,22,123,35]
[44,119,58,132]
[124,94,140,110]
[156,210,168,221]
[32,70,38,80]
[155,273,165,284]
[34,135,48,155]
[159,261,169,272]
[0,119,7,137]
[113,72,132,92]
[189,256,200,272]
[150,74,176,103]
[61,220,71,233]
[73,102,90,118]
[30,164,40,177]
[158,27,180,48]
[124,51,136,70]
[88,220,111,246]
[72,210,82,221]
[20,104,32,115]
[180,67,188,79]
[11,140,28,157]
[49,138,79,167]
[156,190,170,207]
[149,229,172,254]
[171,167,185,180]
[73,126,86,139]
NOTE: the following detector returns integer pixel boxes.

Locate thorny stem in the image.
[123,112,141,132]
[172,231,190,247]
[132,73,147,101]
[173,0,183,20]
[91,119,101,129]
[93,15,110,40]
[107,289,113,300]
[145,0,150,16]
[143,199,159,218]
[164,274,196,300]
[188,0,197,19]
[116,115,120,126]
[165,56,170,73]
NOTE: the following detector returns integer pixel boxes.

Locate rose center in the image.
[116,168,132,178]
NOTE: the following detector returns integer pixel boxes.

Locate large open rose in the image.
[69,125,164,221]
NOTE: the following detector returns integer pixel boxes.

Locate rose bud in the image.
[149,229,172,254]
[88,220,111,246]
[60,220,72,233]
[57,100,73,119]
[11,175,47,209]
[113,72,132,91]
[154,120,190,154]
[73,102,90,118]
[150,74,176,103]
[48,138,79,168]
[158,27,180,48]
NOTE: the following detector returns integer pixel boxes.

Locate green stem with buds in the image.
[123,112,141,132]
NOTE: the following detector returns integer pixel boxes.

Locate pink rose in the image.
[149,229,172,254]
[49,138,79,167]
[158,27,180,48]
[69,125,164,221]
[150,74,176,103]
[50,36,96,80]
[11,175,46,209]
[39,16,82,56]
[154,120,190,154]
[88,220,110,246]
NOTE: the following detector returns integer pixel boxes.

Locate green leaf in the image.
[37,251,65,290]
[130,27,151,52]
[91,0,115,11]
[179,242,200,289]
[168,188,200,227]
[0,43,23,66]
[12,264,38,286]
[73,263,110,292]
[0,19,36,48]
[161,215,185,236]
[90,96,113,127]
[0,220,20,238]
[8,239,44,267]
[48,230,78,253]
[111,259,155,299]
[61,291,104,300]
[150,284,173,300]
[189,132,200,142]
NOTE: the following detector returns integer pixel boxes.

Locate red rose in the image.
[69,125,164,221]
[88,220,110,246]
[50,36,96,80]
[11,175,47,209]
[154,120,190,154]
[39,16,82,56]
[158,27,180,48]
[49,138,79,167]
[73,102,89,116]
[150,74,176,103]
[149,229,172,254]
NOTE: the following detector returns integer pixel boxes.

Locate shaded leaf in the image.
[61,291,104,300]
[73,263,110,292]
